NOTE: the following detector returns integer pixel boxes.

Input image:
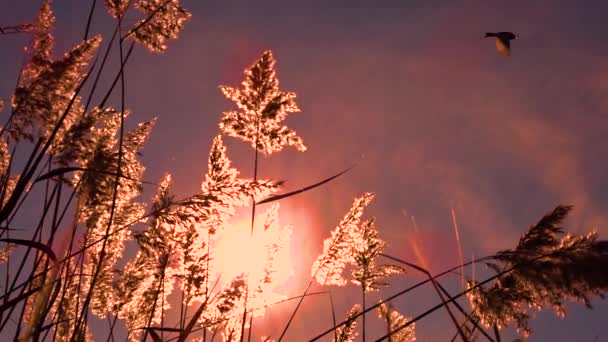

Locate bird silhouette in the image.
[485,32,518,56]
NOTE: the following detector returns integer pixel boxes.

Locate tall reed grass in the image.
[0,1,606,341]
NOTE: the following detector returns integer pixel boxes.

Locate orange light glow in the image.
[406,214,430,271]
[451,208,466,288]
[209,203,294,316]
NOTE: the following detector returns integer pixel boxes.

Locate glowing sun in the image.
[210,203,294,315]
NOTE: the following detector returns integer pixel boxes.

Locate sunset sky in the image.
[1,1,608,340]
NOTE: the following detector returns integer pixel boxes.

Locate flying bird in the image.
[485,32,518,56]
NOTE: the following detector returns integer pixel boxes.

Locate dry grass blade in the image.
[0,286,43,314]
[34,166,158,185]
[143,327,183,333]
[256,165,354,205]
[329,291,338,342]
[380,253,470,341]
[0,239,57,263]
[148,329,163,342]
[0,25,34,34]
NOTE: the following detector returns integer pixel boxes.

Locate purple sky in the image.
[2,1,608,340]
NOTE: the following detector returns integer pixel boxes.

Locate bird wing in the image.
[495,37,511,56]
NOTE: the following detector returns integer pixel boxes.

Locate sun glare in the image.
[210,203,294,315]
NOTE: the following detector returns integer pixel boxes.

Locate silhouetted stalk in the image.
[0,147,17,239]
[247,313,253,342]
[277,233,353,341]
[73,224,89,336]
[106,316,116,342]
[52,226,79,341]
[82,0,97,41]
[106,315,118,342]
[309,255,496,341]
[166,290,330,341]
[182,296,189,331]
[43,318,68,341]
[1,228,8,323]
[105,7,141,341]
[240,103,262,342]
[278,280,312,341]
[32,268,63,340]
[279,208,379,342]
[492,325,501,342]
[379,253,470,341]
[0,286,43,313]
[0,138,43,222]
[31,160,65,338]
[435,284,493,342]
[210,325,219,342]
[362,283,366,342]
[71,13,128,337]
[177,275,223,342]
[0,2,191,338]
[450,315,484,342]
[179,289,185,330]
[121,0,174,41]
[161,274,166,341]
[239,282,249,342]
[203,229,211,341]
[10,182,60,339]
[5,159,54,236]
[401,276,494,341]
[0,182,60,330]
[9,195,202,295]
[97,41,134,109]
[0,52,29,140]
[0,25,33,35]
[0,190,275,330]
[255,166,353,206]
[250,116,260,236]
[0,64,94,225]
[48,160,63,247]
[83,24,120,113]
[328,291,338,342]
[142,254,169,342]
[373,252,568,341]
[0,148,16,324]
[39,179,82,341]
[1,74,97,330]
[105,257,125,335]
